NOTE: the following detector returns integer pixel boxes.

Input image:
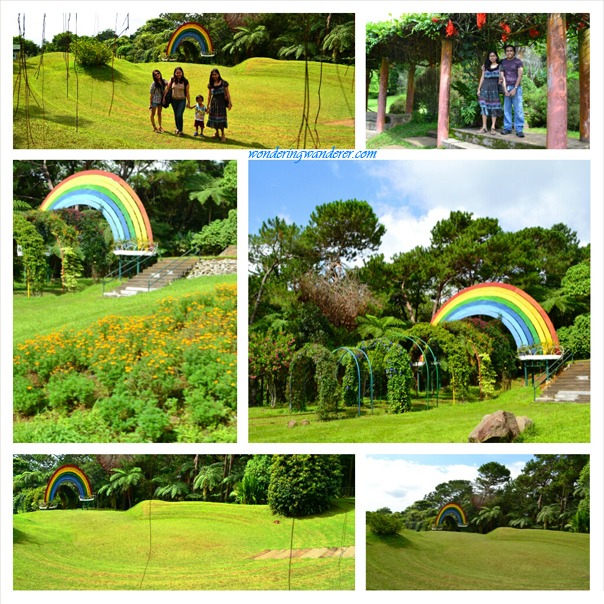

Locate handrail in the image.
[146,247,200,291]
[532,349,573,401]
[101,253,158,294]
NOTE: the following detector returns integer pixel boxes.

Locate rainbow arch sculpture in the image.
[431,283,559,352]
[435,502,468,528]
[44,465,94,505]
[166,22,214,56]
[40,170,154,251]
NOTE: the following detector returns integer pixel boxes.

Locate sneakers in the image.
[501,130,511,135]
[194,132,199,137]
[516,132,525,138]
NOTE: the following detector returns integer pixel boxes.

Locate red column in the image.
[437,39,453,147]
[376,56,389,133]
[405,64,416,114]
[546,13,567,149]
[579,26,590,143]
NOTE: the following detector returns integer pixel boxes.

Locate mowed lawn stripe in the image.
[367,527,589,590]
[14,500,355,590]
[13,56,354,150]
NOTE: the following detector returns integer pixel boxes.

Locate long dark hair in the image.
[171,66,189,86]
[208,69,222,88]
[152,69,165,90]
[483,51,500,70]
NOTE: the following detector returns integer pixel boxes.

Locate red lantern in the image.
[477,14,487,29]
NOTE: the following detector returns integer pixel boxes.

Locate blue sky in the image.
[249,160,590,261]
[364,454,534,511]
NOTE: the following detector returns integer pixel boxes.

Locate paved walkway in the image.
[252,546,355,560]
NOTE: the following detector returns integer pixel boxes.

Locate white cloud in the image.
[364,458,479,512]
[364,456,529,512]
[362,160,589,251]
[375,205,450,260]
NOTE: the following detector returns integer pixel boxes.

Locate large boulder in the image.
[468,410,521,443]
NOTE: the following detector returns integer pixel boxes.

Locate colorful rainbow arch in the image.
[40,170,153,247]
[166,22,214,56]
[436,502,468,528]
[44,465,94,504]
[431,283,559,352]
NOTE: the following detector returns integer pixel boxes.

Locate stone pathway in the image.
[252,546,355,560]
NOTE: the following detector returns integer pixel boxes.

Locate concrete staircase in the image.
[536,360,590,403]
[103,257,200,297]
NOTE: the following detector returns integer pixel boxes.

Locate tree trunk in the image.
[405,64,415,114]
[437,39,453,147]
[376,56,389,133]
[578,26,590,143]
[546,13,567,149]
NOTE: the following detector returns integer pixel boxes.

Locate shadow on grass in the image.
[13,527,37,545]
[293,498,355,521]
[370,532,416,549]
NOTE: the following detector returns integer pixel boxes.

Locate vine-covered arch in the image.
[358,338,414,413]
[14,211,81,295]
[333,346,374,416]
[289,343,339,419]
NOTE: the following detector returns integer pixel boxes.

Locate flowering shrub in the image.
[13,284,236,443]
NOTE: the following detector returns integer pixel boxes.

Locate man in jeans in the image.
[500,45,525,137]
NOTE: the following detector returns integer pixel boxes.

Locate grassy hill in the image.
[13,499,355,590]
[14,273,236,345]
[367,527,589,590]
[13,55,355,149]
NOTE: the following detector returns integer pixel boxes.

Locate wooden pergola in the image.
[367,13,590,149]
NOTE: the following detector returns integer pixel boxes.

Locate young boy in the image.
[192,95,207,137]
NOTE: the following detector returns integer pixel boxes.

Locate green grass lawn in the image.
[14,55,354,149]
[367,118,438,149]
[14,499,355,590]
[367,526,589,590]
[14,274,236,345]
[366,94,404,112]
[248,382,590,443]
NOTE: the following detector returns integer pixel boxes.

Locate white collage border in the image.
[1,1,603,602]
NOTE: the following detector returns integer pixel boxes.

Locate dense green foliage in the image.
[388,455,589,534]
[13,281,236,443]
[366,13,588,129]
[192,209,237,255]
[18,14,354,66]
[250,197,589,425]
[367,509,405,535]
[72,37,113,66]
[13,454,353,516]
[13,160,235,282]
[268,455,344,517]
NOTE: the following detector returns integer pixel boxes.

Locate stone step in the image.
[441,138,486,150]
[449,128,589,150]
